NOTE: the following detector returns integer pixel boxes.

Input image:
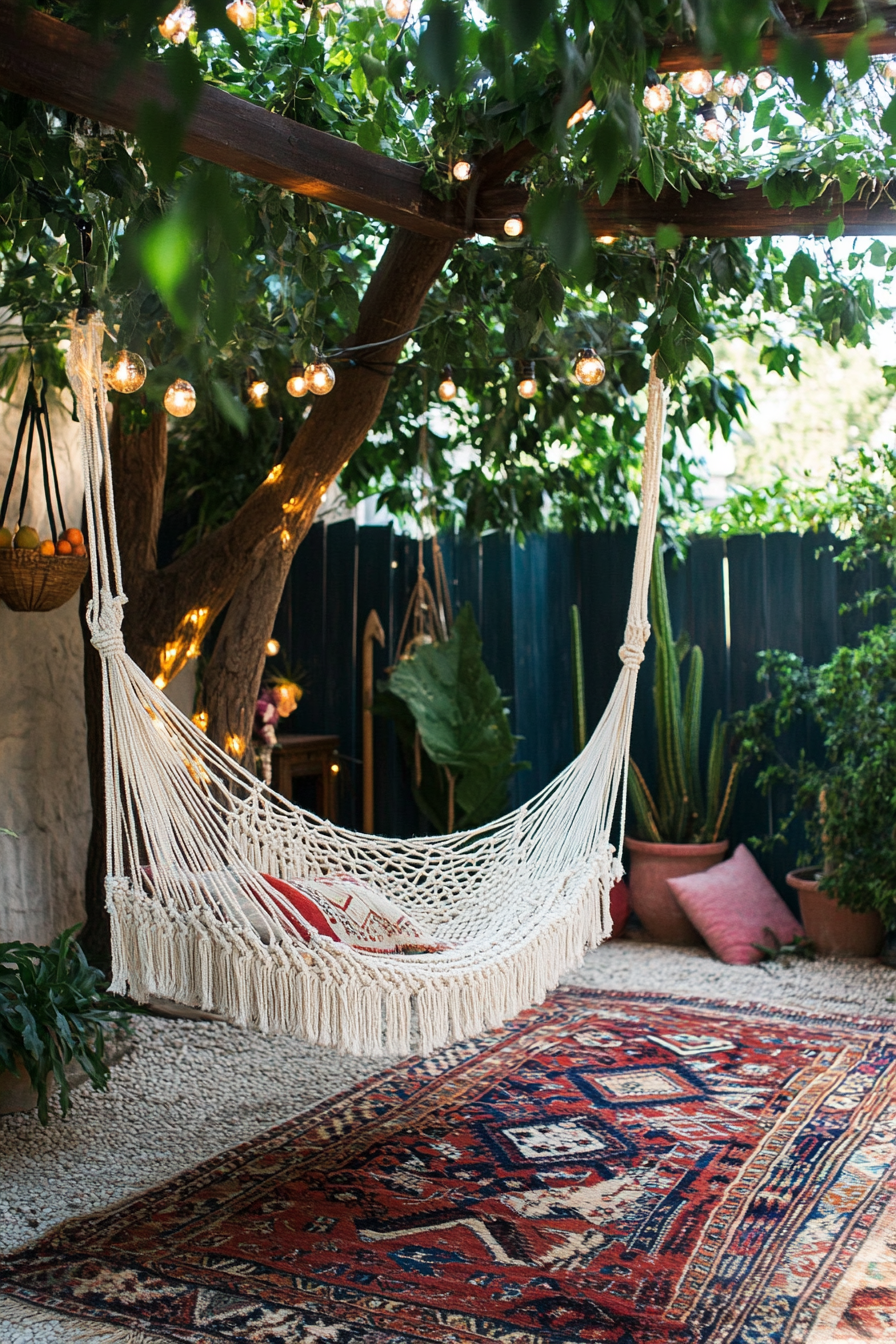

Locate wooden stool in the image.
[271,734,340,820]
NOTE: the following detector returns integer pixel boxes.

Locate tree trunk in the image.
[80,224,455,956]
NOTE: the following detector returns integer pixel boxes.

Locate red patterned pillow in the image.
[667,844,803,965]
[261,874,341,943]
[261,872,453,955]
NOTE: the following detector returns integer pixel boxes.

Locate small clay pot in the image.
[0,1058,43,1116]
[786,868,885,958]
[626,837,728,946]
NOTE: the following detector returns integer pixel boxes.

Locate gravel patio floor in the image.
[2,937,895,1342]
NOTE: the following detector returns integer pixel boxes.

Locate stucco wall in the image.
[0,371,90,943]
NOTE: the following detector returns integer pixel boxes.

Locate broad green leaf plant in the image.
[628,537,739,844]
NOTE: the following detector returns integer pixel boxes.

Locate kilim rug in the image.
[2,987,896,1343]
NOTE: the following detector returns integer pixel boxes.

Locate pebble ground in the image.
[2,938,895,1341]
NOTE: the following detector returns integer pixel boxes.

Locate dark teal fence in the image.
[272,522,887,898]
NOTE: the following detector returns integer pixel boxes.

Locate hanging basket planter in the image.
[0,548,89,612]
[0,371,88,613]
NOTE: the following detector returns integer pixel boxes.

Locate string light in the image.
[158,6,195,42]
[225,734,245,757]
[642,71,672,114]
[163,378,196,417]
[266,463,284,484]
[225,0,256,29]
[437,365,458,402]
[721,72,748,97]
[595,234,617,245]
[384,0,410,17]
[154,675,167,689]
[286,364,309,397]
[574,347,606,386]
[103,351,146,394]
[247,376,269,408]
[330,762,340,774]
[304,358,336,395]
[697,102,723,143]
[517,361,537,399]
[192,710,209,732]
[884,61,896,83]
[503,214,525,238]
[754,69,774,90]
[452,158,474,181]
[266,638,280,656]
[679,69,713,98]
[567,98,596,128]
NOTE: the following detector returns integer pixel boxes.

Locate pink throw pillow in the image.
[667,844,803,965]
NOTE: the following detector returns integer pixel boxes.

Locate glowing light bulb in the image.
[158,5,195,43]
[517,362,537,399]
[330,762,340,774]
[721,72,748,98]
[567,98,596,128]
[384,0,410,18]
[438,365,457,402]
[885,61,896,83]
[596,234,617,245]
[163,378,196,417]
[698,103,723,142]
[154,674,167,689]
[304,359,336,395]
[247,378,269,408]
[754,69,773,91]
[679,68,713,98]
[503,214,525,238]
[643,83,672,114]
[266,463,284,484]
[225,734,245,757]
[192,710,209,732]
[226,0,256,29]
[266,638,280,656]
[103,351,146,394]
[286,365,309,398]
[574,347,606,387]
[452,158,473,181]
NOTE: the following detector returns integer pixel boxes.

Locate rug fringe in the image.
[0,1293,168,1343]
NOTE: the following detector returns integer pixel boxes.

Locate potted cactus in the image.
[626,538,739,944]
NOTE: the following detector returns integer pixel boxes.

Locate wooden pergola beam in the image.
[0,1,465,241]
[583,179,896,238]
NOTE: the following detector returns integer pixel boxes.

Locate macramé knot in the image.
[89,597,127,659]
[619,642,645,669]
[618,618,651,670]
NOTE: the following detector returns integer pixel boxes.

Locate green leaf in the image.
[210,379,249,433]
[784,249,819,305]
[827,214,845,240]
[527,185,593,284]
[418,2,463,92]
[882,92,896,144]
[140,208,198,329]
[655,224,682,251]
[843,32,870,84]
[776,33,832,108]
[488,0,553,52]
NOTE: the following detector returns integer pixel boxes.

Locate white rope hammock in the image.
[68,313,666,1057]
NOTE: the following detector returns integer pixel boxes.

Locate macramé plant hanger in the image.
[0,370,89,612]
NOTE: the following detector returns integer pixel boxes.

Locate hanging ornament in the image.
[304,358,336,396]
[247,376,269,408]
[697,102,723,143]
[678,68,713,98]
[642,71,672,114]
[517,361,537,399]
[286,365,309,398]
[163,379,196,417]
[158,6,195,43]
[451,158,474,182]
[384,0,410,18]
[754,69,774,90]
[437,365,458,402]
[103,351,147,394]
[567,98,596,128]
[574,348,606,386]
[265,638,280,656]
[720,72,748,98]
[226,0,256,29]
[503,214,525,238]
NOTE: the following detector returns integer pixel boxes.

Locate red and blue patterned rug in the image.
[2,987,896,1342]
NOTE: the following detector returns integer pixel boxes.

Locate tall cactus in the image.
[628,537,739,844]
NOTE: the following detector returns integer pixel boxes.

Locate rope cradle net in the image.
[68,312,667,1057]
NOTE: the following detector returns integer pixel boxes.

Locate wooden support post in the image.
[362,609,385,834]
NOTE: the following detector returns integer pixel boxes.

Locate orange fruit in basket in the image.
[56,538,73,555]
[39,540,55,556]
[63,527,84,545]
[0,527,11,549]
[72,543,87,557]
[14,526,39,549]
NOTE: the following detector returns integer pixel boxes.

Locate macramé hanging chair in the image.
[68,312,666,1057]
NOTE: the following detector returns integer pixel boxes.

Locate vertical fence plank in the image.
[282,521,326,737]
[321,519,358,827]
[358,524,400,836]
[686,536,727,743]
[726,535,771,872]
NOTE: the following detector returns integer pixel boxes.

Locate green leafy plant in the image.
[375,603,527,834]
[734,619,896,926]
[570,603,587,755]
[752,928,816,962]
[628,537,739,844]
[0,928,136,1124]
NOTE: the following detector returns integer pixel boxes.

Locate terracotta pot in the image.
[0,1058,43,1116]
[626,837,728,945]
[786,868,885,958]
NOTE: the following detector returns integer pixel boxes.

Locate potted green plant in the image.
[627,538,739,944]
[735,624,896,957]
[0,927,136,1124]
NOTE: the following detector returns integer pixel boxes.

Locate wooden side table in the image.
[271,734,340,820]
